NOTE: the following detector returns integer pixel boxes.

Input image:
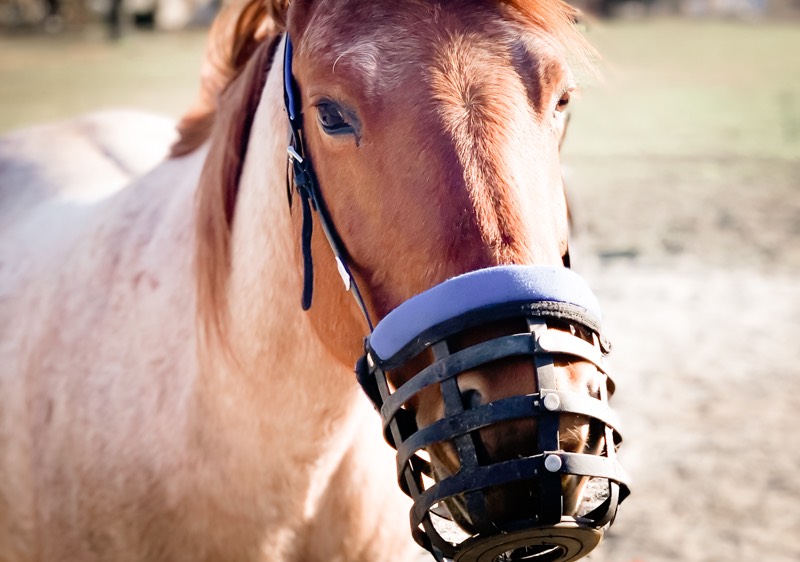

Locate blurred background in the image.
[1,1,798,561]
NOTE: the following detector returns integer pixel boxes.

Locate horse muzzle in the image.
[355,265,630,562]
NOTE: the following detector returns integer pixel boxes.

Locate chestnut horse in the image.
[0,1,627,561]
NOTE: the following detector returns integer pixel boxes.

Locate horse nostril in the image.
[461,389,483,410]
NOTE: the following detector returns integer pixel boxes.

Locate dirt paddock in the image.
[1,18,798,562]
[563,21,800,562]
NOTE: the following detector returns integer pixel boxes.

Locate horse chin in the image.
[426,417,600,535]
[434,469,593,536]
[428,445,548,535]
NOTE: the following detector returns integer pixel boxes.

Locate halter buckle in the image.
[287,145,304,163]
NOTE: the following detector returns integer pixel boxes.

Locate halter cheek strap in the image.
[283,35,374,329]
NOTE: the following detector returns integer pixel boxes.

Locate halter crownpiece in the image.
[282,35,629,562]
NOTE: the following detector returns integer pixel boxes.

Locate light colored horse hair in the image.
[193,36,281,355]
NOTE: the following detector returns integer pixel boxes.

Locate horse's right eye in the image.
[316,102,354,135]
[556,91,571,112]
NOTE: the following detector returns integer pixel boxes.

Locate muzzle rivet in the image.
[545,454,563,472]
[543,393,561,411]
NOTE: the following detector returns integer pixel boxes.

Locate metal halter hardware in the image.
[282,35,629,562]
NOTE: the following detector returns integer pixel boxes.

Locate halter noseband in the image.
[282,35,629,562]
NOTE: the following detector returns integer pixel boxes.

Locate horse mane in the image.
[192,26,282,351]
[170,0,289,158]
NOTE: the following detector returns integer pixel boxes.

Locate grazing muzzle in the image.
[281,34,628,562]
[355,265,630,562]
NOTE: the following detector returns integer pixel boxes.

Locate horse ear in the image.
[285,0,314,32]
[171,0,290,157]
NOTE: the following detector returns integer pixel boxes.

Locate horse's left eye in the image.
[316,102,353,135]
[556,91,571,112]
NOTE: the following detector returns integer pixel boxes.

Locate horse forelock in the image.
[170,0,290,158]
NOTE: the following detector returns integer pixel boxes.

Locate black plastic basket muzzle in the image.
[282,35,629,561]
[356,265,630,562]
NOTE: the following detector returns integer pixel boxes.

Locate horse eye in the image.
[316,102,353,135]
[556,91,571,113]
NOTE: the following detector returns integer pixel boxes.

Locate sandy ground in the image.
[569,164,800,562]
[2,18,799,562]
[559,21,800,561]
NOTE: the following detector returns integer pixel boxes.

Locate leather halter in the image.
[283,35,373,329]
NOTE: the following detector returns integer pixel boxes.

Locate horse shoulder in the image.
[0,142,208,560]
[0,110,176,229]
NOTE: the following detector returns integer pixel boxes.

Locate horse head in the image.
[181,0,629,560]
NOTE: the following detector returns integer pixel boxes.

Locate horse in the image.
[0,1,628,561]
[0,109,176,201]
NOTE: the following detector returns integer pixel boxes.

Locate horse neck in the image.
[197,44,364,442]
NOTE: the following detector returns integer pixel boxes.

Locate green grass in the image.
[0,28,207,132]
[565,20,800,160]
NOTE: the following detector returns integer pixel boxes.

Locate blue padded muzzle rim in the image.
[368,265,602,364]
